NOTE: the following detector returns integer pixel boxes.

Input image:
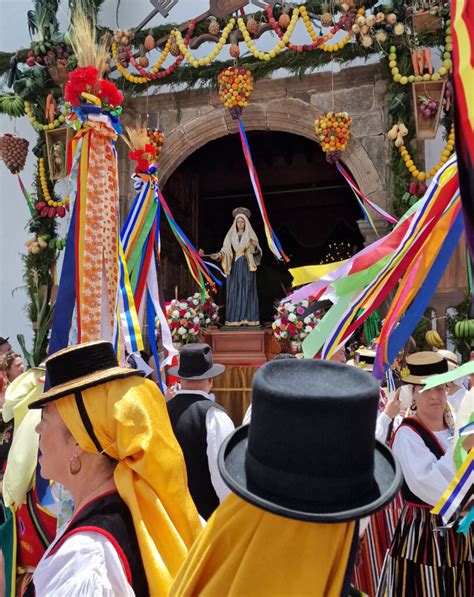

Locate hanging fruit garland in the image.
[112,20,197,84]
[147,128,165,157]
[314,111,397,231]
[237,9,299,60]
[217,66,253,118]
[217,65,288,263]
[24,100,66,132]
[314,112,352,164]
[0,134,29,174]
[392,123,455,182]
[173,19,234,67]
[388,21,452,85]
[265,4,352,52]
[35,157,69,218]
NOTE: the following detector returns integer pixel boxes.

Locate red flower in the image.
[288,324,296,336]
[135,158,150,172]
[64,67,100,106]
[98,79,123,108]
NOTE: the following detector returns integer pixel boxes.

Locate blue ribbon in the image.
[385,209,464,367]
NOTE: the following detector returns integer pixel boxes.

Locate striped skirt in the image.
[353,495,403,595]
[377,505,473,596]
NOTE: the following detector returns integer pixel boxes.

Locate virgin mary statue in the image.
[211,208,262,326]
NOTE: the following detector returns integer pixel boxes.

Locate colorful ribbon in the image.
[431,449,474,525]
[295,156,460,361]
[237,117,289,262]
[336,162,398,228]
[49,113,143,364]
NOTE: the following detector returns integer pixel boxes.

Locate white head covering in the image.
[220,212,262,275]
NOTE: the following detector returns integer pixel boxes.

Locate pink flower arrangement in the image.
[272,298,320,343]
[155,293,220,345]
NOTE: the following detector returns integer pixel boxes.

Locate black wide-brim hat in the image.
[218,359,402,523]
[29,341,143,408]
[168,343,225,380]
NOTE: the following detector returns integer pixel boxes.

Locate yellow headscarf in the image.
[56,376,202,595]
[171,493,356,597]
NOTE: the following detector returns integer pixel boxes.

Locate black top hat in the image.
[219,359,402,522]
[29,341,143,409]
[168,343,225,381]
[402,351,448,385]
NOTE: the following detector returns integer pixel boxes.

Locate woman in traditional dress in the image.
[210,207,262,326]
[378,352,473,596]
[27,340,202,596]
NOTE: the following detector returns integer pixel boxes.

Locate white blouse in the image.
[33,529,134,596]
[392,425,454,507]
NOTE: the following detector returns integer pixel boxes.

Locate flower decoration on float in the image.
[272,298,321,344]
[314,112,352,164]
[121,122,160,173]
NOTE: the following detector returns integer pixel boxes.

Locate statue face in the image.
[236,217,245,232]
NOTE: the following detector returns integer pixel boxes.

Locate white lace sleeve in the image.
[392,427,455,506]
[33,531,135,596]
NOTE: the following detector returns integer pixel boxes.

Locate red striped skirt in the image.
[376,505,473,596]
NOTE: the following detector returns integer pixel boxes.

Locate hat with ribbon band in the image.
[29,341,142,408]
[401,351,448,385]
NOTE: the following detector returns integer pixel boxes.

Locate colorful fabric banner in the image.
[296,156,460,361]
[451,0,474,308]
[49,111,143,363]
[237,117,289,262]
[431,450,474,524]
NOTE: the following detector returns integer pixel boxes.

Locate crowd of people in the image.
[0,332,473,596]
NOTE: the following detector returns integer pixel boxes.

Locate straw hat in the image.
[29,341,143,409]
[401,351,448,385]
[354,348,376,371]
[436,349,459,370]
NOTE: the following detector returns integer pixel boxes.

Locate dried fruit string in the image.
[173,18,235,67]
[112,20,196,84]
[36,157,69,218]
[265,4,352,53]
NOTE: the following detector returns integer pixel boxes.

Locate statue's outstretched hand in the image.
[198,248,204,256]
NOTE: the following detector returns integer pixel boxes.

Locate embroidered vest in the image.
[48,491,148,596]
[167,393,227,520]
[393,417,445,507]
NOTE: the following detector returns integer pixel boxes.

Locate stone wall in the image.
[122,63,390,240]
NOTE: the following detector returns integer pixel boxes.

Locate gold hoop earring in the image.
[69,455,82,475]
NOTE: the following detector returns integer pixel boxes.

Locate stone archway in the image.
[158,97,385,208]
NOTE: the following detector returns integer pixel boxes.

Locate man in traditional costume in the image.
[168,343,235,520]
[209,207,262,326]
[171,358,402,596]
